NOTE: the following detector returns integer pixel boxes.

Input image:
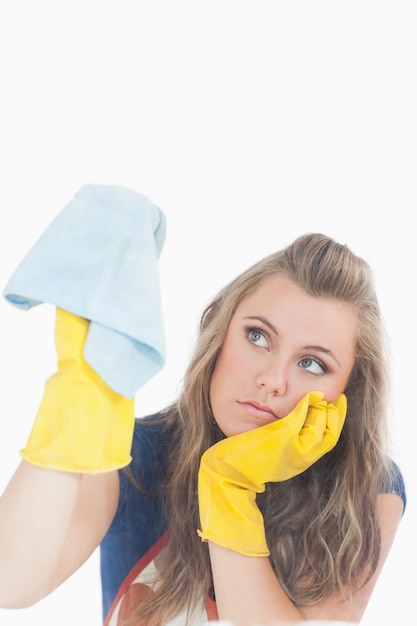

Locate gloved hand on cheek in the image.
[197,391,347,556]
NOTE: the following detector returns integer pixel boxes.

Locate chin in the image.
[222,424,259,438]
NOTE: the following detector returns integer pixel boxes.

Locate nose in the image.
[256,361,287,396]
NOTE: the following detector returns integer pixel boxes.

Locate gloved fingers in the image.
[297,393,346,454]
[279,391,323,433]
[298,399,328,451]
[323,393,347,444]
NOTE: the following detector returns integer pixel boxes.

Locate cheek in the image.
[211,341,239,383]
[209,342,241,411]
[317,357,355,403]
[317,377,352,404]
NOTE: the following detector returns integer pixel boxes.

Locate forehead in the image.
[238,273,351,309]
[234,274,358,342]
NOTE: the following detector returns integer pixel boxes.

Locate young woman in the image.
[0,189,406,626]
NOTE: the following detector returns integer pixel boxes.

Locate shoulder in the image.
[380,460,407,512]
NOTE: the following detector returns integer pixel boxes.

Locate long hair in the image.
[126,233,395,625]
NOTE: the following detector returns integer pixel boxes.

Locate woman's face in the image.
[210,274,357,437]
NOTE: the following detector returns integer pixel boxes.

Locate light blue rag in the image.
[3,183,167,398]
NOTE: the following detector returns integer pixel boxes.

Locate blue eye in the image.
[248,328,269,348]
[299,357,326,375]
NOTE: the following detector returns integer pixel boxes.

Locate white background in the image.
[0,1,415,624]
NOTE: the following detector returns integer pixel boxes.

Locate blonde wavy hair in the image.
[126,233,396,626]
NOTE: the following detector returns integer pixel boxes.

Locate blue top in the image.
[100,412,407,625]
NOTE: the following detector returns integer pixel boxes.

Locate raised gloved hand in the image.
[20,307,135,473]
[198,391,347,556]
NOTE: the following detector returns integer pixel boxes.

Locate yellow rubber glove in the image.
[20,307,135,473]
[198,391,347,556]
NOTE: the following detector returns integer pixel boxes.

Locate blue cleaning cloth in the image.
[3,183,167,398]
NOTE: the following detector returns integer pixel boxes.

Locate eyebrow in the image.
[244,315,278,335]
[243,315,342,367]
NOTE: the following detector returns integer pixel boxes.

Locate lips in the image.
[237,400,278,421]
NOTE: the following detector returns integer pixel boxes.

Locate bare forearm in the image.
[0,460,81,608]
[209,542,303,625]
